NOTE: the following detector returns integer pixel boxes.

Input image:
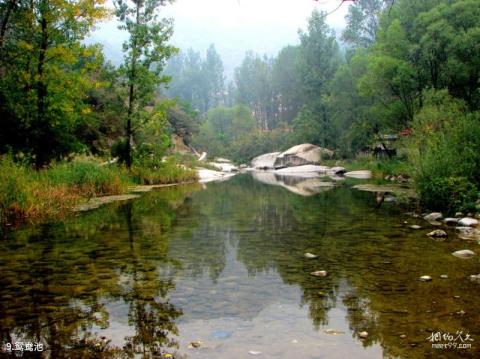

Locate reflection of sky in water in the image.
[97,240,383,358]
[1,174,479,358]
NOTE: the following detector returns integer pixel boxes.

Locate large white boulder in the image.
[209,162,238,172]
[274,144,333,169]
[251,152,281,169]
[458,217,478,227]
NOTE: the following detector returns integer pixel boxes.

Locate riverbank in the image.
[333,157,480,216]
[0,156,197,228]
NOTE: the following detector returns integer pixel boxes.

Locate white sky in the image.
[89,0,349,77]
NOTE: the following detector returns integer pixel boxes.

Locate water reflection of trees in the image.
[0,186,198,357]
[2,177,480,358]
[176,175,480,358]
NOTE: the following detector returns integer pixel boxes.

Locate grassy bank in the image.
[337,156,479,215]
[0,156,197,227]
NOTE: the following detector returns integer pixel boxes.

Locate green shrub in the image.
[407,90,480,213]
[418,176,478,213]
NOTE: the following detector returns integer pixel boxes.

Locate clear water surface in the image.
[0,174,479,358]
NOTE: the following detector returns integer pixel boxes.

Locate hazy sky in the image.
[89,0,349,77]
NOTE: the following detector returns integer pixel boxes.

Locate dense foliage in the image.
[1,0,480,214]
[0,0,197,225]
[185,0,480,212]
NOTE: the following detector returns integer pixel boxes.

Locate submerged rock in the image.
[440,274,449,279]
[458,217,479,227]
[426,229,447,238]
[384,195,397,203]
[73,194,141,212]
[359,331,369,339]
[353,184,416,198]
[424,212,443,222]
[452,249,476,259]
[455,226,479,240]
[189,341,203,349]
[310,270,328,277]
[410,225,422,230]
[211,330,232,339]
[248,351,262,356]
[324,329,344,335]
[470,274,480,283]
[304,253,318,259]
[419,275,432,282]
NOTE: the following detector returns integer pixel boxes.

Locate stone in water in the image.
[359,331,369,339]
[458,217,478,227]
[426,230,447,238]
[452,249,475,259]
[324,328,344,335]
[310,270,328,277]
[212,330,232,339]
[424,212,443,222]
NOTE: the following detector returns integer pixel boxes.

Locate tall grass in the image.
[131,157,198,185]
[44,160,131,197]
[0,156,133,226]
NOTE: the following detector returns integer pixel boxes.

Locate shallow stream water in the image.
[1,174,479,358]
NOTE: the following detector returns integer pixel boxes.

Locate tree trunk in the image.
[35,10,48,169]
[125,2,140,170]
[125,82,134,169]
[0,0,16,51]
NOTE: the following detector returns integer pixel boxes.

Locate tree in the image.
[414,0,480,110]
[235,51,275,131]
[114,0,176,168]
[163,45,225,114]
[202,44,225,110]
[342,0,385,49]
[272,45,302,125]
[0,0,106,166]
[293,10,341,147]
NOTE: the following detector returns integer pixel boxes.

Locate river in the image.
[0,174,479,358]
